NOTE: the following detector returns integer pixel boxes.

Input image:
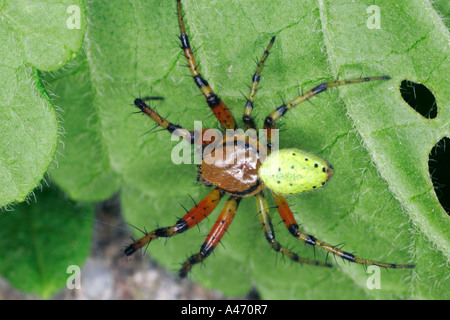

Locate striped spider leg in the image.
[243,35,276,130]
[177,0,237,130]
[263,76,391,149]
[124,188,224,257]
[259,76,414,269]
[272,193,415,269]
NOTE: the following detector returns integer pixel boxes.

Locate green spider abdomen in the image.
[258,148,334,195]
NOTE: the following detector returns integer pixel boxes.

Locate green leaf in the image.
[0,184,94,299]
[42,51,120,201]
[44,0,449,299]
[0,0,86,207]
[432,0,450,28]
[318,0,450,270]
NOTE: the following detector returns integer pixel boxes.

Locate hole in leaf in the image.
[400,80,437,119]
[429,137,450,214]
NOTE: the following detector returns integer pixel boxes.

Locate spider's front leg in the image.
[177,0,237,130]
[272,192,415,269]
[179,195,241,277]
[263,76,391,149]
[255,191,332,268]
[243,36,276,130]
[124,188,224,256]
[134,98,216,147]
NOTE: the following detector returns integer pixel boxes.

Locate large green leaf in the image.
[0,0,86,207]
[42,51,120,201]
[432,0,450,28]
[0,184,94,299]
[44,0,449,299]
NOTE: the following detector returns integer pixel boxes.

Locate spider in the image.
[124,0,415,277]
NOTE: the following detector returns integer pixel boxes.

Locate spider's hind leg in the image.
[271,192,415,269]
[179,195,241,278]
[124,188,224,256]
[255,191,332,268]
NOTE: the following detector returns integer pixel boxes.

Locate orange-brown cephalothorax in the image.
[198,133,266,197]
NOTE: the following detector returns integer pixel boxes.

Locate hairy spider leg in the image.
[124,188,224,256]
[255,191,332,268]
[271,192,415,269]
[243,36,276,130]
[179,195,241,277]
[140,96,164,101]
[263,76,391,148]
[177,0,237,130]
[134,98,216,146]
